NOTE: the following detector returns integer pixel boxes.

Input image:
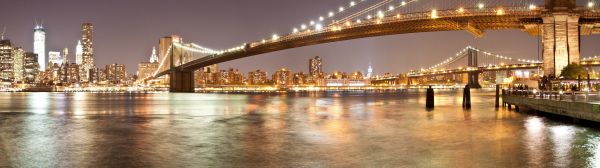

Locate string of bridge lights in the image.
[425,46,541,71]
[153,45,172,76]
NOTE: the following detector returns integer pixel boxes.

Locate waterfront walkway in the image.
[503,90,600,122]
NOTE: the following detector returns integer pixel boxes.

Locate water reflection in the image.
[0,91,599,167]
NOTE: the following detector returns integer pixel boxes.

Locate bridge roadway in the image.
[156,5,600,92]
[157,7,549,77]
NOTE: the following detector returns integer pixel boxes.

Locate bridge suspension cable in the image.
[425,46,541,71]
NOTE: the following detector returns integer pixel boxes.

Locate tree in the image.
[559,63,587,79]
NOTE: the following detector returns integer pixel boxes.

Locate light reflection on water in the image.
[0,90,599,167]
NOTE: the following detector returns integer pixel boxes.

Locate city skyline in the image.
[2,0,599,74]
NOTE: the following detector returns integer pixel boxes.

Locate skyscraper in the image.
[23,52,39,84]
[81,23,94,82]
[48,51,62,66]
[13,48,25,83]
[0,40,13,82]
[150,46,159,63]
[62,48,69,64]
[309,56,323,79]
[33,24,46,71]
[75,40,83,65]
[366,64,373,78]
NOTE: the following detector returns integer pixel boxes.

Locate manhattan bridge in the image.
[144,0,600,92]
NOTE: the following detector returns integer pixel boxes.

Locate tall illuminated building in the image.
[81,23,94,82]
[150,46,159,63]
[0,40,13,82]
[48,51,62,66]
[75,40,82,65]
[309,56,323,78]
[366,64,373,78]
[13,48,25,83]
[34,24,46,71]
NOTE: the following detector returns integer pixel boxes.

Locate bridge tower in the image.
[160,35,195,92]
[467,48,482,88]
[542,0,580,77]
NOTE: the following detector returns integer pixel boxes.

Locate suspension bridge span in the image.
[147,0,600,92]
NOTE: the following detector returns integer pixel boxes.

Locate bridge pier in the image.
[170,70,195,93]
[541,0,580,76]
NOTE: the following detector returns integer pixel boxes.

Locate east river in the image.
[0,90,599,167]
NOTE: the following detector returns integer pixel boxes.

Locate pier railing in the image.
[506,89,600,103]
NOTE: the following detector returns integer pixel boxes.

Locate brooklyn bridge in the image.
[146,0,600,92]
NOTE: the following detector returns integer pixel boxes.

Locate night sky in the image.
[1,0,599,74]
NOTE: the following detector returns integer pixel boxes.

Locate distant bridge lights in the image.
[457,7,465,13]
[478,3,485,9]
[589,1,595,8]
[529,4,537,10]
[271,34,280,41]
[315,24,323,31]
[496,8,505,15]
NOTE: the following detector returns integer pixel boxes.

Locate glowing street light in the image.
[457,7,465,13]
[589,1,595,8]
[401,1,407,6]
[315,23,323,31]
[350,1,356,6]
[272,34,279,41]
[329,11,335,17]
[496,8,505,15]
[293,28,299,33]
[431,9,439,19]
[377,10,384,19]
[529,4,537,10]
[478,3,485,9]
[301,24,307,30]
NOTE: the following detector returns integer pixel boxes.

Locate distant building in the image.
[293,72,308,85]
[23,52,39,84]
[13,48,25,83]
[138,62,158,80]
[137,47,161,80]
[309,56,323,78]
[75,40,83,65]
[366,64,373,78]
[34,24,46,71]
[48,51,62,66]
[247,70,268,85]
[0,40,14,83]
[67,63,79,84]
[105,64,126,84]
[149,46,159,63]
[195,64,218,85]
[81,23,95,82]
[273,68,293,86]
[216,68,243,85]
